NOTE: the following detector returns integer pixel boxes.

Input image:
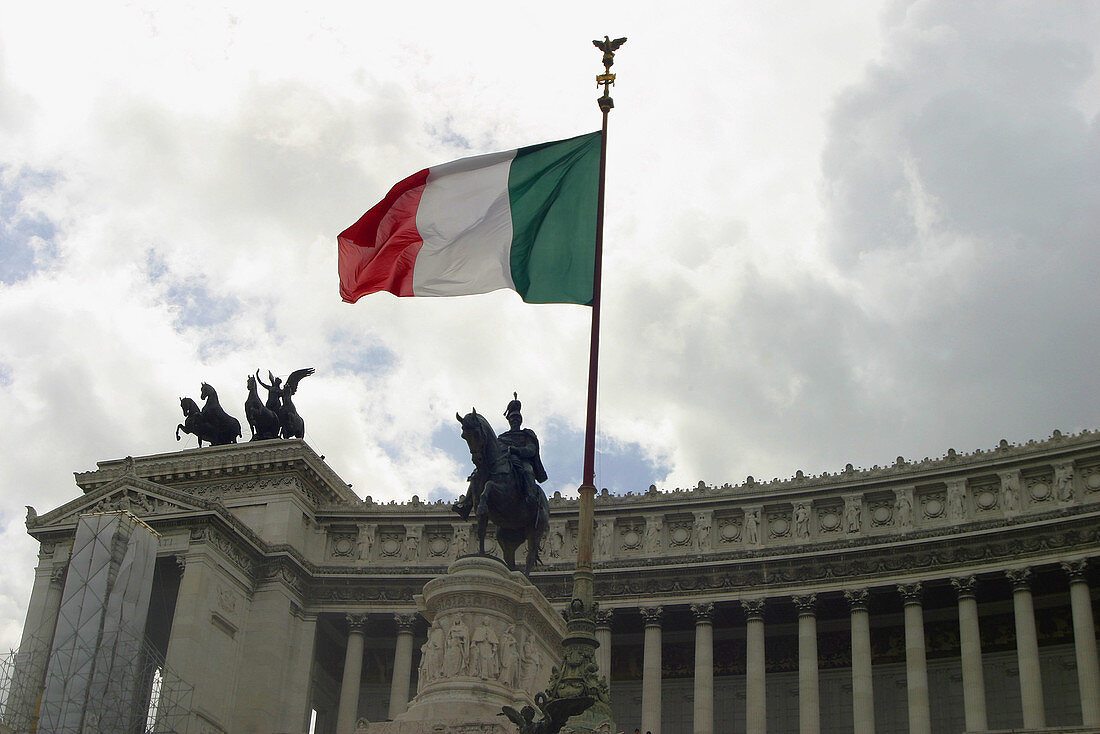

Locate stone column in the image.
[793,595,819,734]
[691,603,715,734]
[595,609,614,685]
[336,613,368,733]
[742,598,766,734]
[1063,560,1100,725]
[389,613,417,719]
[641,606,663,734]
[1006,568,1045,729]
[844,590,874,734]
[951,576,987,732]
[6,556,67,728]
[898,583,931,734]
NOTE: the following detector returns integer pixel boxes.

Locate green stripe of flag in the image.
[507,131,601,305]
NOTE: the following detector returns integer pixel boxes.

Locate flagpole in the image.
[543,35,624,733]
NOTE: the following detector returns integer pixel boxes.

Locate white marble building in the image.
[10,429,1100,734]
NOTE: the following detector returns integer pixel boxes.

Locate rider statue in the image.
[453,392,547,521]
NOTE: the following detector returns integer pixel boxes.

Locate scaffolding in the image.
[0,632,193,734]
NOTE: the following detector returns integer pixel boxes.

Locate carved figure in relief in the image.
[357,524,376,561]
[743,510,758,545]
[596,520,612,559]
[844,500,860,533]
[404,529,420,561]
[948,486,965,521]
[794,503,810,540]
[1001,476,1019,513]
[419,625,445,687]
[443,617,470,677]
[695,514,712,552]
[499,625,519,686]
[548,527,564,559]
[895,492,912,528]
[1055,464,1075,503]
[453,524,470,558]
[521,635,541,691]
[472,623,499,679]
[644,518,662,553]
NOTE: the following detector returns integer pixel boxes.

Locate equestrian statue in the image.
[245,373,281,440]
[453,393,549,576]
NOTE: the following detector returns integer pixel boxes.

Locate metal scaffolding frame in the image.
[0,632,193,734]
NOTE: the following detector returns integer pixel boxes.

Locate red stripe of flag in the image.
[338,168,430,302]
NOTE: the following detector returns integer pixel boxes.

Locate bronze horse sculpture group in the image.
[177,368,314,447]
[455,409,549,576]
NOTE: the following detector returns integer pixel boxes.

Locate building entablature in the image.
[22,431,1100,612]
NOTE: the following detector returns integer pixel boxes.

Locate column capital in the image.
[897,582,922,605]
[1006,568,1032,590]
[1062,559,1089,582]
[741,598,765,620]
[691,602,715,623]
[792,594,817,615]
[640,605,663,627]
[394,613,417,633]
[951,576,978,600]
[595,607,614,628]
[346,613,369,632]
[843,588,869,612]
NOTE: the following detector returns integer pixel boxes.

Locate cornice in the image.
[73,439,360,506]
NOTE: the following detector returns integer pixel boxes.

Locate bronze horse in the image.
[245,374,280,440]
[456,410,549,575]
[175,383,241,446]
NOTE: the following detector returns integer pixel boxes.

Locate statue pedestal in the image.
[366,555,566,734]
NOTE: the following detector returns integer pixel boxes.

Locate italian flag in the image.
[338,131,600,306]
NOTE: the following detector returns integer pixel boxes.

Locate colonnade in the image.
[330,562,1100,733]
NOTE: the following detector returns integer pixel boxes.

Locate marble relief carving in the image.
[404,526,421,561]
[644,516,662,553]
[999,472,1021,514]
[694,511,712,552]
[919,490,946,521]
[946,480,966,521]
[667,518,693,549]
[595,519,614,560]
[1024,471,1055,504]
[767,509,791,539]
[418,614,545,693]
[426,528,452,558]
[1054,462,1075,503]
[793,503,810,540]
[844,496,862,533]
[1080,463,1100,494]
[743,509,759,546]
[894,489,912,529]
[717,514,742,544]
[357,524,375,561]
[453,525,470,558]
[618,520,643,551]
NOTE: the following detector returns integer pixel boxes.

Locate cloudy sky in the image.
[1,0,1098,649]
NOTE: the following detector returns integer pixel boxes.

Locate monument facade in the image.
[6,430,1100,734]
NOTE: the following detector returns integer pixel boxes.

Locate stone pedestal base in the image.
[373,555,566,734]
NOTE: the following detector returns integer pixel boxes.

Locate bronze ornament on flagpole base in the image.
[526,36,626,734]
